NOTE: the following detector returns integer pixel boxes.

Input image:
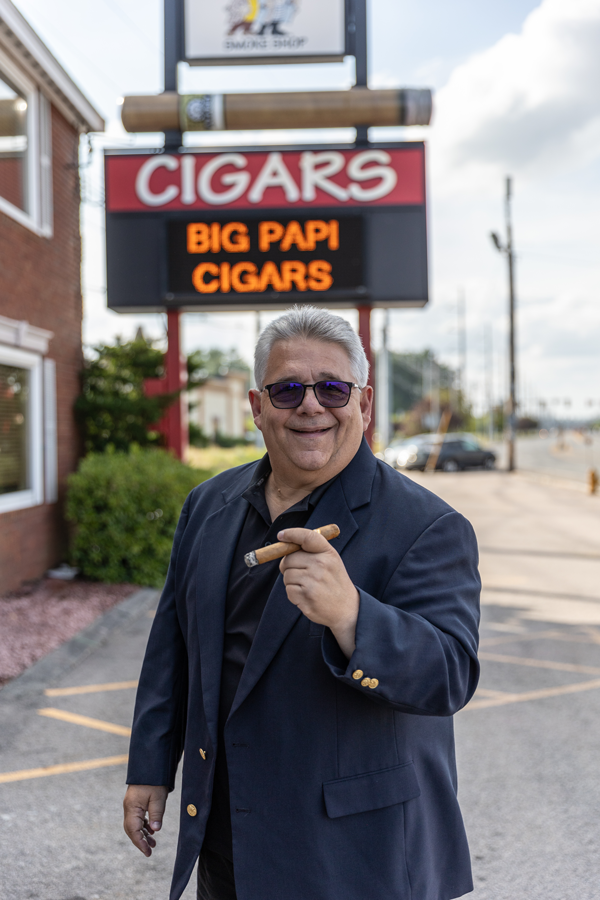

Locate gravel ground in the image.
[0,579,136,686]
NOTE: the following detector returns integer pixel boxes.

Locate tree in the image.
[187,347,250,387]
[75,338,178,453]
[388,349,455,414]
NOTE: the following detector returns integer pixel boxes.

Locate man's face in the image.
[249,338,373,483]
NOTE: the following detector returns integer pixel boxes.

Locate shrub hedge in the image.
[66,448,211,587]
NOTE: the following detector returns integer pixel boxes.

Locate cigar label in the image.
[244,524,340,568]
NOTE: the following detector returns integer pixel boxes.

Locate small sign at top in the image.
[184,0,347,65]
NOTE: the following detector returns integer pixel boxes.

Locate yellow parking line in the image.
[467,677,600,711]
[474,688,514,699]
[479,651,600,676]
[37,708,131,736]
[45,680,138,697]
[0,755,129,784]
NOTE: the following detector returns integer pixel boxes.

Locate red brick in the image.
[0,107,84,592]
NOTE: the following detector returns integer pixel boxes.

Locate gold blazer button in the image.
[352,669,364,680]
[187,804,197,817]
[199,748,207,760]
[361,677,370,687]
[368,678,379,689]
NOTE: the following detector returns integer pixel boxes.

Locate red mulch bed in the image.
[0,579,137,687]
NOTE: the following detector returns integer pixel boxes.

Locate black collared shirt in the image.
[203,455,335,861]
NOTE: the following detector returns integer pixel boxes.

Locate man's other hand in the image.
[123,784,168,857]
[278,527,359,658]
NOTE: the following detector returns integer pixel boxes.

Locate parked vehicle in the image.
[383,434,431,468]
[385,433,496,472]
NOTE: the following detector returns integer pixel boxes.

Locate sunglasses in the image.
[264,380,359,409]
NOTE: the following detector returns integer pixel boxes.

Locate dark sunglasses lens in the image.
[269,382,304,408]
[315,381,351,407]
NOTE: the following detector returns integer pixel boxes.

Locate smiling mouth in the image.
[289,427,332,435]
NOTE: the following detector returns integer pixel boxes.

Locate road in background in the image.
[409,470,600,899]
[487,431,600,485]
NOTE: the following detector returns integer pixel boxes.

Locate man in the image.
[124,306,480,900]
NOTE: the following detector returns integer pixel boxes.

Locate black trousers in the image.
[197,848,237,900]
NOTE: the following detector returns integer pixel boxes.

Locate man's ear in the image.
[248,389,263,431]
[359,385,373,433]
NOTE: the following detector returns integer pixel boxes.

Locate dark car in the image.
[391,433,496,472]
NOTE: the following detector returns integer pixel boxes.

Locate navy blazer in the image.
[127,439,481,900]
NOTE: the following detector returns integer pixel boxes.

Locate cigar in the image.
[244,524,340,568]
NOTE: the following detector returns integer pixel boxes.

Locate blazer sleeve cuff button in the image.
[352,669,364,680]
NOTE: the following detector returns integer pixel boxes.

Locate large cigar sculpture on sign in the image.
[120,88,432,133]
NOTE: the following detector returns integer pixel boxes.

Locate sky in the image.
[11,0,600,418]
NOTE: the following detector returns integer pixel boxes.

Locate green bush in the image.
[66,448,211,587]
[189,422,210,447]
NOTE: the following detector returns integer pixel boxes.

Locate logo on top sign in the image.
[184,0,345,63]
[227,0,299,39]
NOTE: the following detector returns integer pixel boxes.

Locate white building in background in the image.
[188,370,249,439]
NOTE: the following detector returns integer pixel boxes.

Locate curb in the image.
[0,586,160,702]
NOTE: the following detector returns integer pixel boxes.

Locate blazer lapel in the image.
[195,493,249,748]
[228,476,360,718]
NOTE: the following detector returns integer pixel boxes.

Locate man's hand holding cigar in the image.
[278,527,359,659]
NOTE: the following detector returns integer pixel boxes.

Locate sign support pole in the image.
[352,0,374,447]
[164,0,186,459]
[165,309,187,460]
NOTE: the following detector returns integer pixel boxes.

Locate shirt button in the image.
[187,804,197,817]
[264,542,271,546]
[368,679,379,689]
[352,669,364,680]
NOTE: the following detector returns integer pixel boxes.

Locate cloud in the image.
[430,0,600,186]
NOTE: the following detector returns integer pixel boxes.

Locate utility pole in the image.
[456,288,466,406]
[377,310,390,449]
[485,325,494,442]
[490,176,517,472]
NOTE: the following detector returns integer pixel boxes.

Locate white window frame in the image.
[0,344,44,514]
[0,46,53,238]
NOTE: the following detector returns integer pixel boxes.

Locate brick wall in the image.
[0,106,83,592]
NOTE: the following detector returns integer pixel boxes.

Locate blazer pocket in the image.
[323,761,420,819]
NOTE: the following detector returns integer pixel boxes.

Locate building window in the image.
[0,346,43,514]
[0,72,28,212]
[0,49,53,237]
[0,363,29,494]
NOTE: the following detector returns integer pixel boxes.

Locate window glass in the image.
[0,364,29,494]
[0,72,28,212]
[462,439,479,451]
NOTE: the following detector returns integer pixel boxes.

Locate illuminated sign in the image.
[183,0,346,66]
[104,143,429,313]
[167,215,363,300]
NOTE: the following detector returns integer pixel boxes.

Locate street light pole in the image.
[490,176,517,472]
[505,177,517,472]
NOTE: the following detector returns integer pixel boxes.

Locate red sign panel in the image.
[105,146,425,213]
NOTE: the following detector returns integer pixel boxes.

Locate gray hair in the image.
[254,306,369,390]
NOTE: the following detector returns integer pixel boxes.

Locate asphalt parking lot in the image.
[1,470,600,899]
